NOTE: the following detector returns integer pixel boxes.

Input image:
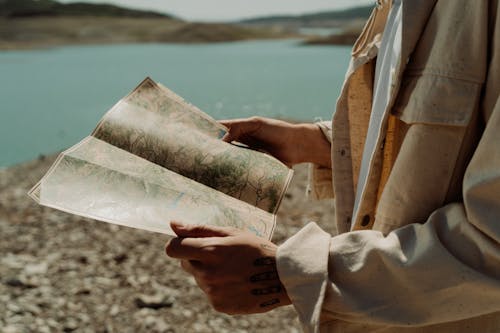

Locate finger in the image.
[221,124,244,143]
[221,132,234,143]
[171,221,237,238]
[219,118,261,143]
[219,117,265,127]
[180,259,202,275]
[165,237,210,260]
[218,119,236,127]
[219,118,249,127]
[219,120,238,142]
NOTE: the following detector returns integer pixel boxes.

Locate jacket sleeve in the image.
[277,93,500,331]
[307,121,334,200]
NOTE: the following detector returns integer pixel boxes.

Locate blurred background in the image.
[0,1,372,332]
[0,0,373,168]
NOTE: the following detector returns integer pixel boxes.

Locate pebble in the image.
[4,277,38,289]
[144,316,172,332]
[63,317,79,331]
[3,325,22,333]
[109,304,120,316]
[134,294,174,310]
[24,262,49,276]
[2,254,32,269]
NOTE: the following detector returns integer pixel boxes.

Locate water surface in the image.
[0,40,351,167]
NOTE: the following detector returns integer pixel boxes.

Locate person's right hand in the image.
[220,117,331,168]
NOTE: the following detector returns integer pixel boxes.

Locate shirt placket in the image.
[330,2,392,234]
[351,0,403,231]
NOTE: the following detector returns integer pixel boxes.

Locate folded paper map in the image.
[29,78,293,240]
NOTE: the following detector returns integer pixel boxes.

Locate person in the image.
[166,0,500,332]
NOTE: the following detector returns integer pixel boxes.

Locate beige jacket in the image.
[277,0,500,332]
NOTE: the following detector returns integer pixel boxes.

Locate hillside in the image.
[239,5,372,27]
[0,0,289,50]
[0,0,172,18]
[236,5,373,46]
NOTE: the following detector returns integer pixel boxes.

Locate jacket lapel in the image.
[398,0,438,78]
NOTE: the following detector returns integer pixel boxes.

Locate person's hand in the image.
[165,222,292,315]
[220,117,331,168]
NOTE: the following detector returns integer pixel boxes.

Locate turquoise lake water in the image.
[0,40,351,167]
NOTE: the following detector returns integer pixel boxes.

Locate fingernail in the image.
[170,221,185,229]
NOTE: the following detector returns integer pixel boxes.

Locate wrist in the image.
[295,123,332,168]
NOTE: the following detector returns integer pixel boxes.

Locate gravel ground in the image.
[0,155,335,333]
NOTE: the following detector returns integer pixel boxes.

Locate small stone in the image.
[4,277,37,289]
[134,294,174,310]
[77,313,90,324]
[67,301,82,312]
[192,322,207,332]
[63,317,79,332]
[24,262,48,275]
[5,277,25,288]
[182,309,193,318]
[23,303,42,315]
[110,304,120,316]
[144,316,171,332]
[37,326,52,333]
[138,275,149,284]
[126,276,139,287]
[209,318,225,329]
[94,277,115,287]
[7,303,22,314]
[134,308,156,319]
[74,288,91,296]
[3,325,21,333]
[46,318,61,329]
[2,254,25,269]
[113,253,128,264]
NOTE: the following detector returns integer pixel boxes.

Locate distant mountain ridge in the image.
[0,0,173,18]
[239,5,373,25]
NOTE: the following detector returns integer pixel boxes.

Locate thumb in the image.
[221,132,235,143]
[219,120,235,142]
[170,221,237,238]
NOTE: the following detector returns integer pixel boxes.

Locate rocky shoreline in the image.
[0,155,335,332]
[0,17,290,51]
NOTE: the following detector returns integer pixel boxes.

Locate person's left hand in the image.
[165,222,291,315]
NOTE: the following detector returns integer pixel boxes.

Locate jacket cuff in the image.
[316,121,333,144]
[306,121,334,200]
[276,223,331,333]
[307,164,334,200]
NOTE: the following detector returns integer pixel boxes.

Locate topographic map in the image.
[93,78,292,214]
[30,78,292,239]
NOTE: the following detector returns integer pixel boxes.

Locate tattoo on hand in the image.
[254,257,276,266]
[251,285,282,296]
[260,299,280,308]
[250,271,279,282]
